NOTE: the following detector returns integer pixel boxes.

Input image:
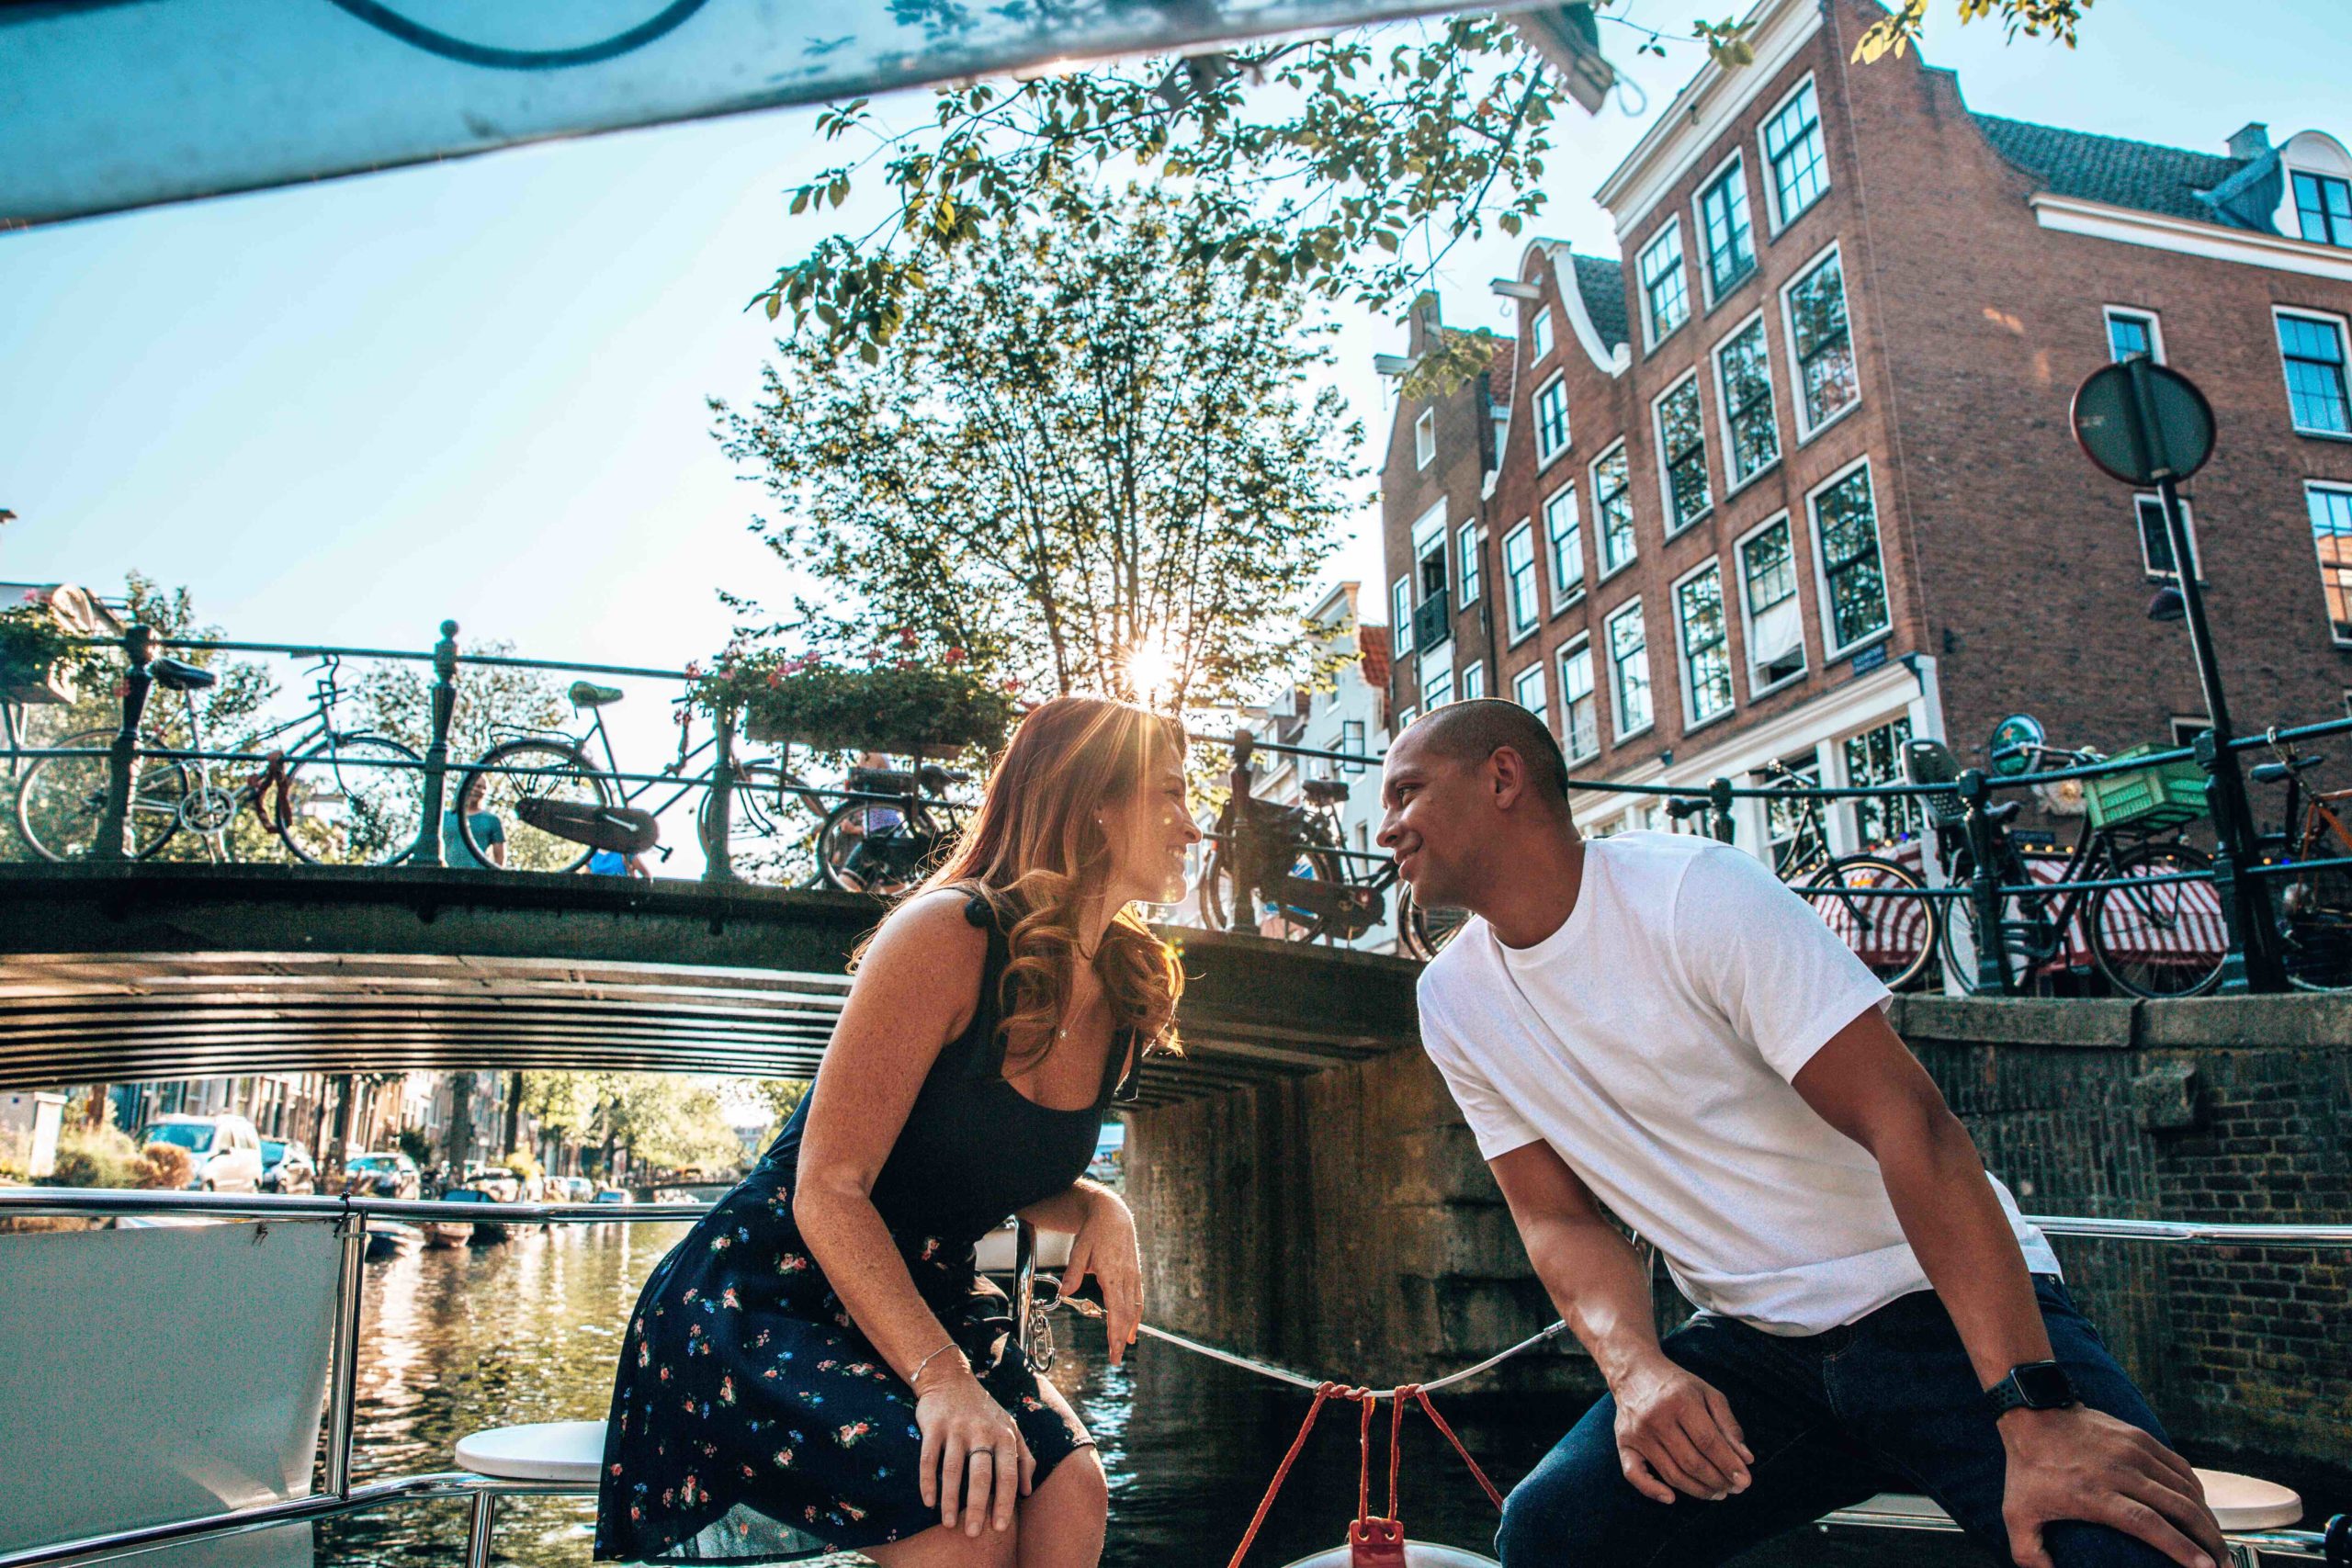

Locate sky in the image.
[4,0,2347,788]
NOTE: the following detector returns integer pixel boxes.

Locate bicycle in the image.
[811,761,977,896]
[452,683,820,874]
[16,652,425,866]
[1194,739,1453,959]
[1668,770,1940,991]
[2249,729,2352,990]
[1905,728,2223,999]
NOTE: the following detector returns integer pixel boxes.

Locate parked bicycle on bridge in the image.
[809,758,977,896]
[2250,728,2352,990]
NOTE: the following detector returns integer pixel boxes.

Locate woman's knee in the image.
[1023,1446,1109,1529]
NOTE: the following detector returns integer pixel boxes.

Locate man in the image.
[1376,701,2223,1568]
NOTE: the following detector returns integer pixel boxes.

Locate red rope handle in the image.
[1385,1386,1407,1521]
[1411,1386,1506,1511]
[1223,1382,1335,1568]
[1354,1388,1374,1522]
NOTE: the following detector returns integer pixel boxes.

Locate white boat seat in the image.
[1845,1468,2301,1533]
[455,1419,605,1485]
[1281,1546,1497,1566]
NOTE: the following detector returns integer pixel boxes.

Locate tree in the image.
[754,2,2094,364]
[718,190,1358,711]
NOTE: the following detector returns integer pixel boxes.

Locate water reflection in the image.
[316,1225,2300,1568]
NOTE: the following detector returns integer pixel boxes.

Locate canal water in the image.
[318,1224,2338,1568]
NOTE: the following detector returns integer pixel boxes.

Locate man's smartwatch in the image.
[1983,1360,2078,1418]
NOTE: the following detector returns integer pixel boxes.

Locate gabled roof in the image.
[1567,254,1629,353]
[1356,626,1392,692]
[1972,114,2275,233]
[1482,334,1519,403]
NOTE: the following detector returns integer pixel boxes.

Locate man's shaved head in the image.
[1403,699,1572,803]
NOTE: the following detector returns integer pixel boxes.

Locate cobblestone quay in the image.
[1125,994,2352,1466]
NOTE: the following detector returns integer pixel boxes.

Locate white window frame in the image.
[1734,510,1808,699]
[1651,367,1714,537]
[1544,480,1585,609]
[1502,521,1541,645]
[1692,148,1758,309]
[1460,660,1486,702]
[2274,305,2352,440]
[1671,558,1736,734]
[1420,647,1455,709]
[1779,240,1861,445]
[1712,310,1782,496]
[1604,597,1654,742]
[1511,660,1549,725]
[1529,303,1555,363]
[1457,521,1483,607]
[1414,408,1436,468]
[2132,493,2202,581]
[1805,457,1894,661]
[1390,575,1412,660]
[1590,440,1638,581]
[1533,371,1572,468]
[2307,479,2352,647]
[1394,705,1418,734]
[2290,168,2352,249]
[1558,637,1600,762]
[1638,216,1690,350]
[2102,304,2166,365]
[1758,72,1829,235]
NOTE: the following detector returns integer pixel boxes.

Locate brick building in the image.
[1380,0,2352,859]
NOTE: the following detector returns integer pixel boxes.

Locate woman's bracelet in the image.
[909,1340,968,1392]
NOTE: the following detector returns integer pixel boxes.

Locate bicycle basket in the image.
[2080,744,2208,831]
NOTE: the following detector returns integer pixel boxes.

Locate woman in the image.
[597,697,1199,1567]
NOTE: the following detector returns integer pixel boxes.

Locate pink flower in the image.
[684,660,703,678]
[944,649,966,665]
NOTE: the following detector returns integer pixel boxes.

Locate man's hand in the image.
[1611,1356,1754,1505]
[1999,1405,2224,1568]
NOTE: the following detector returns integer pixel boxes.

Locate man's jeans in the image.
[1497,1277,2178,1567]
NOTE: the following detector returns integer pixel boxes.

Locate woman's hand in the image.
[1062,1187,1142,1366]
[915,1363,1035,1537]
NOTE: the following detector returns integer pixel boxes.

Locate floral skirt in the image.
[594,1179,1092,1562]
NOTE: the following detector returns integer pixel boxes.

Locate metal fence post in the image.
[323,1207,368,1497]
[92,624,154,862]
[1706,777,1736,845]
[1959,767,2011,996]
[410,620,458,868]
[701,704,738,884]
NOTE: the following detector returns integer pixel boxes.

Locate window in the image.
[1530,304,1555,361]
[1639,220,1690,345]
[1762,76,1828,228]
[1419,533,1450,604]
[1713,318,1781,489]
[1414,408,1436,468]
[1607,601,1653,738]
[1593,444,1636,575]
[1764,750,1820,874]
[2105,307,2163,364]
[2133,494,2200,580]
[1544,483,1585,601]
[2310,482,2352,643]
[1697,156,1757,300]
[2170,716,2211,749]
[1784,246,1860,437]
[1655,374,1713,533]
[1395,705,1417,732]
[1391,576,1412,659]
[1843,716,1918,847]
[1512,661,1547,721]
[2278,310,2351,435]
[1675,565,1735,727]
[1502,523,1540,639]
[1461,660,1486,701]
[1534,375,1571,465]
[1738,514,1806,690]
[1458,522,1482,605]
[1560,641,1599,761]
[2293,171,2352,248]
[1421,652,1454,709]
[1810,463,1891,655]
[1340,719,1366,774]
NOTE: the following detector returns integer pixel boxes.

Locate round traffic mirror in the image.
[2071,361,2215,485]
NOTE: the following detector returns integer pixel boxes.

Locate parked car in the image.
[591,1186,629,1204]
[436,1184,510,1244]
[556,1175,595,1202]
[461,1161,523,1202]
[341,1150,421,1200]
[258,1138,317,1194]
[138,1114,265,1192]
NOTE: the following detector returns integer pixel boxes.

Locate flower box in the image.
[695,652,1017,760]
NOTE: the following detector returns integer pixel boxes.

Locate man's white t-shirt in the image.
[1418,830,2057,1337]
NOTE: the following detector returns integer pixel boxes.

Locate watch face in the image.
[2015,1362,2075,1407]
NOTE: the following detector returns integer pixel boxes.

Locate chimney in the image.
[2227,122,2271,160]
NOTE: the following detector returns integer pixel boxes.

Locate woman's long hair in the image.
[856,696,1186,1071]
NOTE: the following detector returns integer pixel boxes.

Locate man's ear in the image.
[1487,746,1529,812]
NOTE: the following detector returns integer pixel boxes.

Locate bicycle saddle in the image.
[916,764,969,793]
[2252,754,2324,783]
[1302,778,1351,806]
[568,681,625,708]
[149,657,217,693]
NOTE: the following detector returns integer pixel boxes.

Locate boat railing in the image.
[0,1190,2346,1568]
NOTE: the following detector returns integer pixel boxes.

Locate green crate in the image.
[2081,744,2209,831]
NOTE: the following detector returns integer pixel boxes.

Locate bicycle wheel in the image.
[817,799,937,896]
[1199,842,1346,941]
[14,730,191,862]
[1398,884,1469,960]
[1801,854,1939,991]
[458,739,611,874]
[2278,860,2352,990]
[280,733,426,867]
[2086,841,2224,999]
